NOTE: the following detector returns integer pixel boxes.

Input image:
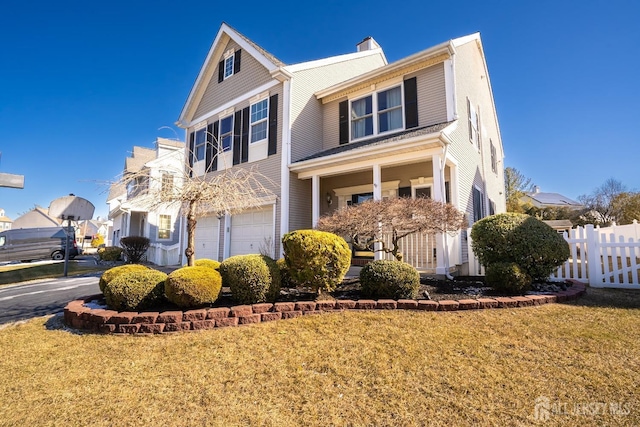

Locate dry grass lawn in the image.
[0,288,638,426]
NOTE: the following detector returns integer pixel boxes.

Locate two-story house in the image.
[107,138,185,263]
[176,23,505,274]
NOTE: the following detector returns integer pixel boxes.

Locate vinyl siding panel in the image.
[289,54,385,163]
[287,172,312,231]
[407,62,448,127]
[194,39,273,119]
[445,40,505,263]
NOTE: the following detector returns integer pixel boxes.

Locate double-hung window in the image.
[468,99,479,148]
[490,140,497,173]
[158,214,171,240]
[224,55,234,79]
[351,96,373,140]
[378,86,403,133]
[194,128,206,161]
[219,116,233,152]
[350,85,403,141]
[250,98,268,143]
[161,172,173,194]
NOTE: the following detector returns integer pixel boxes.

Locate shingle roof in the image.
[124,146,155,173]
[294,122,453,163]
[226,22,286,67]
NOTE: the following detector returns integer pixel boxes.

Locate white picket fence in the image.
[146,243,181,266]
[467,220,640,289]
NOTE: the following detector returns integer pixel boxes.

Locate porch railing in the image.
[381,232,437,270]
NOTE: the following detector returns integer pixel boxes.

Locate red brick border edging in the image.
[63,280,587,335]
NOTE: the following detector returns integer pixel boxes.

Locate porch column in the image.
[431,154,446,274]
[312,174,320,227]
[372,164,383,261]
[431,154,443,202]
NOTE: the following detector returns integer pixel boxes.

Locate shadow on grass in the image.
[570,286,640,309]
[44,313,86,335]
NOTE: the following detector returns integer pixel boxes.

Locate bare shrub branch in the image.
[316,197,466,261]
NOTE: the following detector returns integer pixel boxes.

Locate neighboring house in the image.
[107,138,185,254]
[0,209,12,230]
[521,186,582,210]
[77,218,112,246]
[176,23,506,274]
[12,206,61,229]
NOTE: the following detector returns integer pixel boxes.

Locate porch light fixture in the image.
[326,192,333,206]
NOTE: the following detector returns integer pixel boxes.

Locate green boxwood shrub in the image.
[485,262,532,294]
[471,213,570,281]
[194,258,221,270]
[276,258,295,288]
[99,264,149,293]
[220,254,280,304]
[165,266,222,308]
[360,260,420,299]
[97,246,123,262]
[282,230,351,293]
[103,269,167,311]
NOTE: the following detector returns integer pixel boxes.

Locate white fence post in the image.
[585,224,602,287]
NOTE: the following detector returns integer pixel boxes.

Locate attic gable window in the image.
[218,49,242,83]
[224,55,234,79]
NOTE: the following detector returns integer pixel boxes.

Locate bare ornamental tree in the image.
[113,134,275,266]
[316,197,467,262]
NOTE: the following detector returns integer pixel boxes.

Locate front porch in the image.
[293,145,462,274]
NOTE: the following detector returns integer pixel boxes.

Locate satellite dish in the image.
[49,194,95,221]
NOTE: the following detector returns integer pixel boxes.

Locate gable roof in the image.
[177,22,289,126]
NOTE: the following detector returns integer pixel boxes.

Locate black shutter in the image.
[338,100,348,145]
[241,106,249,163]
[212,121,219,171]
[404,77,418,129]
[268,94,278,155]
[205,124,214,173]
[234,49,241,74]
[188,131,195,177]
[218,60,224,83]
[233,111,242,165]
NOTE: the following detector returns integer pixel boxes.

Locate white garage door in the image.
[194,215,219,261]
[230,207,274,257]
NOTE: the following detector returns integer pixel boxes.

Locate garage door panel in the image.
[230,207,274,257]
[194,215,219,260]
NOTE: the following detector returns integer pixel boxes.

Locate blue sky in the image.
[0,0,638,221]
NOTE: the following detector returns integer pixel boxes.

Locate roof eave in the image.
[314,40,454,101]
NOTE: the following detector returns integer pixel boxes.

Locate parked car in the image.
[0,227,80,262]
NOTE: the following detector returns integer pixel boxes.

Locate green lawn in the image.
[0,287,638,426]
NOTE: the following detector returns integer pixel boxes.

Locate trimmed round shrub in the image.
[165,266,222,308]
[220,254,280,304]
[194,258,221,270]
[282,230,351,293]
[485,262,532,294]
[99,264,149,293]
[103,269,167,311]
[276,258,295,288]
[359,260,420,299]
[471,213,570,281]
[97,246,123,262]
